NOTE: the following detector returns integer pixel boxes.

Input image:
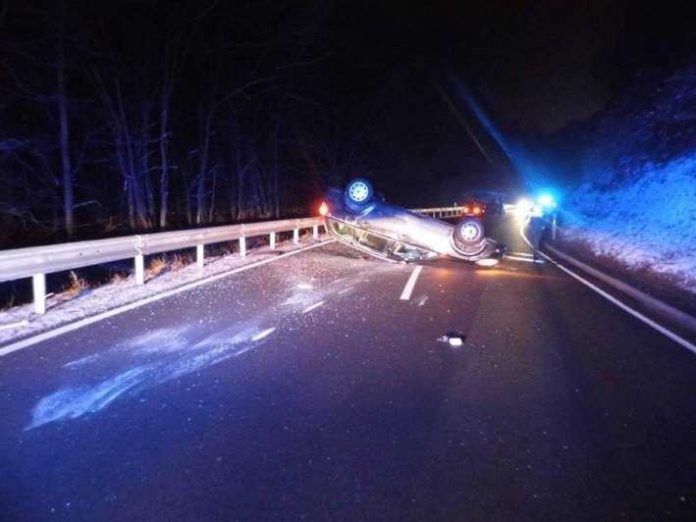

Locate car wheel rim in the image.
[460,222,481,242]
[348,181,370,203]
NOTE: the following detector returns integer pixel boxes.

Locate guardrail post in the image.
[196,244,205,268]
[135,255,145,285]
[33,273,46,314]
[312,224,319,239]
[270,232,276,250]
[240,236,247,257]
[293,228,299,244]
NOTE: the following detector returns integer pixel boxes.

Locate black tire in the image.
[343,178,374,213]
[452,218,487,255]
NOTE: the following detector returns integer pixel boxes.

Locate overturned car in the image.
[323,179,505,265]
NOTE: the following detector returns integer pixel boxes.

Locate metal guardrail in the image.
[411,206,463,218]
[1,217,324,314]
[0,206,465,315]
[544,243,696,334]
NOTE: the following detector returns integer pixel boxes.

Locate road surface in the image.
[1,212,695,521]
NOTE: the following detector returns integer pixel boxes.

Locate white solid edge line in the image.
[400,265,423,301]
[519,223,696,355]
[503,254,544,264]
[507,251,535,258]
[0,240,335,358]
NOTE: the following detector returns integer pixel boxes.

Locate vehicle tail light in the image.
[473,207,481,215]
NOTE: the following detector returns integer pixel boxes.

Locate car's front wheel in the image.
[451,218,487,255]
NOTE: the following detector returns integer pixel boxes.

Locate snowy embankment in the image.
[562,156,696,294]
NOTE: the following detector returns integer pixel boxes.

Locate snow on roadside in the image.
[0,238,329,346]
[563,156,696,293]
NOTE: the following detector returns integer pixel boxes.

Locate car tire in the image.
[452,218,487,255]
[343,178,375,213]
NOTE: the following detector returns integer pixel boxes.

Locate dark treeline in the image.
[0,0,383,246]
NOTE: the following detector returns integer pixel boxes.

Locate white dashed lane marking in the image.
[400,266,423,301]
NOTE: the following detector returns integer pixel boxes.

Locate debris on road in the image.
[437,332,465,347]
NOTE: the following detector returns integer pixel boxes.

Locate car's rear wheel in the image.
[343,178,374,212]
[452,218,487,255]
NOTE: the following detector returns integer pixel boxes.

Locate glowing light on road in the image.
[476,258,499,267]
[319,201,329,216]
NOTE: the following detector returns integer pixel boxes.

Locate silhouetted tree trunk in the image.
[57,4,74,236]
[158,47,173,229]
[195,106,213,225]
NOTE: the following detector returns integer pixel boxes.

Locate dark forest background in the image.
[1,1,346,246]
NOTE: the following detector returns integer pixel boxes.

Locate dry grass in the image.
[110,272,129,285]
[170,254,187,271]
[146,256,168,278]
[62,271,89,298]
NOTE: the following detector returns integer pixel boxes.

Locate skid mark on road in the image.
[302,301,325,314]
[24,256,400,430]
[0,240,334,359]
[251,327,276,341]
[27,321,271,430]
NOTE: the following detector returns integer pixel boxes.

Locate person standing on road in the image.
[529,215,547,260]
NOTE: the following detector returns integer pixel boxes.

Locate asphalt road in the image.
[1,213,695,521]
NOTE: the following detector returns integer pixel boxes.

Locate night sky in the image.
[326,0,696,132]
[2,0,695,240]
[313,0,696,199]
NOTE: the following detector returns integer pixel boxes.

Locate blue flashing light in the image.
[537,192,558,208]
